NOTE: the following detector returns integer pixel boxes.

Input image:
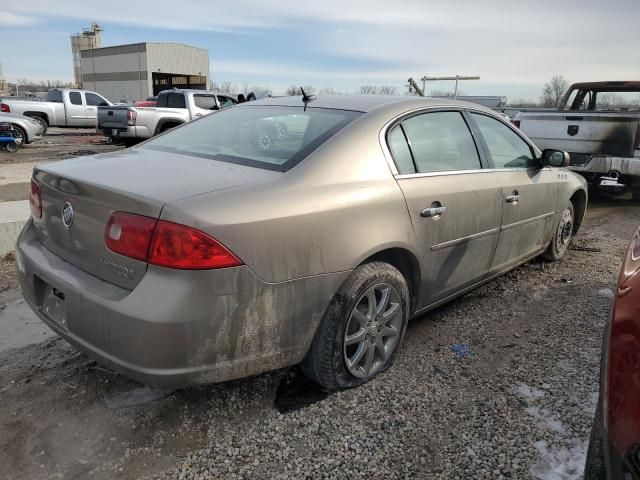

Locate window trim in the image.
[466,110,542,170]
[382,107,489,176]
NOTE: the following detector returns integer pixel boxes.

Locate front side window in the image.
[86,92,107,106]
[194,95,217,110]
[471,113,536,169]
[401,111,481,173]
[217,96,236,109]
[68,92,82,105]
[142,106,361,171]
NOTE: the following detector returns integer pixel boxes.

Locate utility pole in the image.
[419,75,480,99]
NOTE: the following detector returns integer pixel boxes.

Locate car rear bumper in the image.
[99,125,152,139]
[17,220,347,387]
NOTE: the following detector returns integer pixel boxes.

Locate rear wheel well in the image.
[157,121,183,134]
[24,112,49,125]
[362,248,420,314]
[570,189,587,234]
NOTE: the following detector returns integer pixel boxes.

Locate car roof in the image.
[246,94,494,114]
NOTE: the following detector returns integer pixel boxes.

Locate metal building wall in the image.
[81,43,209,102]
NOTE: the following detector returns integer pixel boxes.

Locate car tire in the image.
[584,400,607,479]
[301,261,409,391]
[10,125,26,145]
[542,202,574,262]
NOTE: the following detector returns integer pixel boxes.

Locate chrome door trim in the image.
[430,227,500,251]
[395,167,548,180]
[501,211,556,231]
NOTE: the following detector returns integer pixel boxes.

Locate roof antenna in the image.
[300,86,316,112]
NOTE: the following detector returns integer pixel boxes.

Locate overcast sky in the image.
[1,0,638,99]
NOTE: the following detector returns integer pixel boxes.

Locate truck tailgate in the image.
[98,106,132,129]
[520,113,639,157]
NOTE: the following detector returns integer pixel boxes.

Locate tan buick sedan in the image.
[17,95,587,390]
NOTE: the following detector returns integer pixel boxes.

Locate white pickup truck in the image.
[97,89,238,142]
[0,89,112,133]
[515,81,640,198]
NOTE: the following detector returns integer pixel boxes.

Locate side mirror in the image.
[541,149,570,167]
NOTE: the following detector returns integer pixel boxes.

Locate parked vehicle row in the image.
[17,94,586,390]
[515,81,640,198]
[0,88,112,132]
[97,89,238,142]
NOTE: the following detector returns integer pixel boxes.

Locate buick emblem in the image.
[61,202,74,228]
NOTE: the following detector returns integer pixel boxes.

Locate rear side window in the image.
[471,113,536,168]
[47,90,63,103]
[402,111,481,173]
[167,93,186,109]
[194,95,217,110]
[68,92,83,105]
[387,125,415,174]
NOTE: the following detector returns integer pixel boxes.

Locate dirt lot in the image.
[0,132,638,479]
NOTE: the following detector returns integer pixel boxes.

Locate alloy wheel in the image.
[343,283,403,379]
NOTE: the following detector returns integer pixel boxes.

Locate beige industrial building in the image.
[81,42,209,102]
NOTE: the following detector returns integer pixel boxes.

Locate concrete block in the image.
[0,200,29,256]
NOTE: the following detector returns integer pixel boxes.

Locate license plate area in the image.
[41,283,68,329]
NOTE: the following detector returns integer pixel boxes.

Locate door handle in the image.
[421,206,446,218]
[194,113,203,117]
[505,195,520,203]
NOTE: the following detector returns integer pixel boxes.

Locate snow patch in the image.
[515,383,546,401]
[529,439,587,480]
[597,288,614,299]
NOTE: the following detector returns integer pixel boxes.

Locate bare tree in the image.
[210,80,235,94]
[541,75,569,107]
[377,85,397,95]
[318,87,339,95]
[360,85,399,95]
[359,85,378,94]
[286,85,299,96]
[301,85,315,95]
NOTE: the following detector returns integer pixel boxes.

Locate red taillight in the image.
[29,179,42,218]
[105,212,157,262]
[149,220,242,269]
[127,110,137,125]
[104,213,242,270]
[0,103,10,113]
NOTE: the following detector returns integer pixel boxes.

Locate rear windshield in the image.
[141,106,361,171]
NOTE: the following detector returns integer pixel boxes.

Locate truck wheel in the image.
[542,202,574,262]
[4,142,18,153]
[301,262,409,391]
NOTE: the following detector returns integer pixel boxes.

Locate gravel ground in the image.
[0,194,636,480]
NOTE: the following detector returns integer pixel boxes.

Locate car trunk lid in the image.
[32,148,279,289]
